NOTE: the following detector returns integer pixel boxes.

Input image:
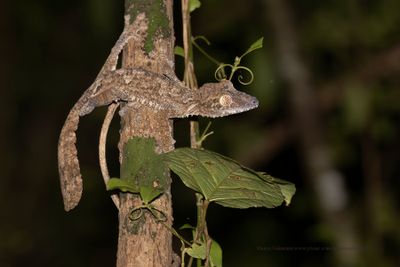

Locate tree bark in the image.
[116,0,175,266]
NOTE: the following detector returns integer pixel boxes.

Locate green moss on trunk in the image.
[125,0,171,53]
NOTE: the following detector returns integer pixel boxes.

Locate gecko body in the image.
[58,16,259,211]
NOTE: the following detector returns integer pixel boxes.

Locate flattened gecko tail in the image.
[58,108,84,211]
[61,181,83,211]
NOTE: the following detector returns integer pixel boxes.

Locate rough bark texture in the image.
[116,0,175,266]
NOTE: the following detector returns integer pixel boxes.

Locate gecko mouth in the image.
[179,96,259,118]
[211,97,259,118]
[230,97,259,113]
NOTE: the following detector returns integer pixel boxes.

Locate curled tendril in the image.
[235,66,254,85]
[192,35,261,86]
[148,207,167,222]
[215,64,254,85]
[214,64,231,81]
[129,206,144,221]
[129,204,167,222]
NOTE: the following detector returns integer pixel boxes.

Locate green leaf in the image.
[242,37,264,58]
[140,186,161,205]
[174,46,184,57]
[186,243,206,260]
[163,148,287,208]
[210,239,223,267]
[121,137,169,204]
[258,173,296,206]
[190,0,201,12]
[107,178,139,193]
[184,239,222,266]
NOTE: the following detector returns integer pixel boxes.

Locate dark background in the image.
[1,0,399,266]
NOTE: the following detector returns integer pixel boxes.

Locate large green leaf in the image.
[163,148,288,208]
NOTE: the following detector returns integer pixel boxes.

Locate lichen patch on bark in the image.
[125,0,171,54]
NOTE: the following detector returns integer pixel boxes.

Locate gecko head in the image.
[194,80,259,118]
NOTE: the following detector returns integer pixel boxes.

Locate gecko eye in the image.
[219,94,232,107]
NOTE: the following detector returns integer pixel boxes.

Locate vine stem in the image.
[181,2,213,266]
[159,220,192,247]
[182,0,198,90]
[181,0,199,151]
[192,38,220,66]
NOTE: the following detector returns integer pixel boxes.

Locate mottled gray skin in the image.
[83,69,258,118]
[58,15,259,211]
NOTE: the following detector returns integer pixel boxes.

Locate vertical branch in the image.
[181,0,200,149]
[181,2,211,267]
[116,0,175,266]
[181,0,198,89]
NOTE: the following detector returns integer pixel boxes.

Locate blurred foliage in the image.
[0,0,399,266]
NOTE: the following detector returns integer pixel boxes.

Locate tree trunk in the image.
[116,0,175,266]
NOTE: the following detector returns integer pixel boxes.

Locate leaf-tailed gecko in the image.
[58,15,259,211]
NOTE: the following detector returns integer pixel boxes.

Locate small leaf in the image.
[210,239,223,267]
[174,46,185,57]
[186,243,206,259]
[163,148,286,209]
[139,186,162,205]
[190,0,201,12]
[122,137,169,203]
[242,37,264,58]
[107,178,138,193]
